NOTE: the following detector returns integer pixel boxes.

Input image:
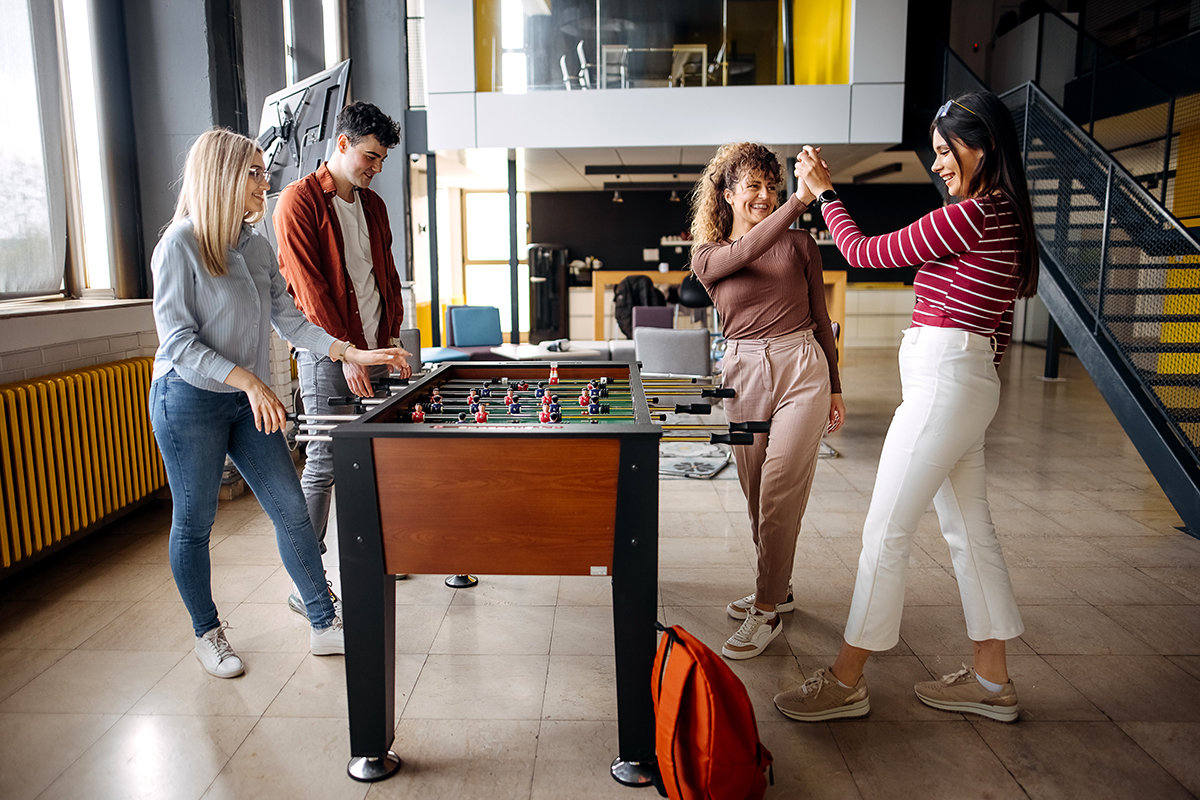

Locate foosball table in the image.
[328,361,662,786]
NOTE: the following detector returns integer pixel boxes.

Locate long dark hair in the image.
[931,91,1038,298]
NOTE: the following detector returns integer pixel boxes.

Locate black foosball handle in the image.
[379,377,410,387]
[674,403,712,415]
[729,420,771,433]
[327,396,367,410]
[700,387,735,398]
[711,432,754,445]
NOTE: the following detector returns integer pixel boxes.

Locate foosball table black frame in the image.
[331,361,661,786]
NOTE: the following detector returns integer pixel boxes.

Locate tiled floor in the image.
[3,344,1200,799]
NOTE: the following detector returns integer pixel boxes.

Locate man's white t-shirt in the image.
[332,191,382,348]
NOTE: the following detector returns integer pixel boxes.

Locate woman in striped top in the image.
[774,91,1039,723]
[150,129,406,679]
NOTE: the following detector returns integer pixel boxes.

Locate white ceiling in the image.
[423,144,933,192]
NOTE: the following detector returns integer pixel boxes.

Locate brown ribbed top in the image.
[691,194,841,394]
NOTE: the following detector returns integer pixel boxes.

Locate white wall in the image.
[424,0,908,151]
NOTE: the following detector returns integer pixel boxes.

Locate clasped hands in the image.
[794,145,835,200]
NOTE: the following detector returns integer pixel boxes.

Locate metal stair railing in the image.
[934,43,1200,534]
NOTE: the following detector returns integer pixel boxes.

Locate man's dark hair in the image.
[336,102,402,148]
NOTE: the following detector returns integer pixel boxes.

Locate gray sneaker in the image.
[774,667,870,721]
[914,665,1019,722]
[727,586,796,620]
[288,580,342,620]
[195,622,244,679]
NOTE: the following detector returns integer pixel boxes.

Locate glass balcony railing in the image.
[473,0,850,94]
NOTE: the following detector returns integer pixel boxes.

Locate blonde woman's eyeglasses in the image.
[248,166,270,184]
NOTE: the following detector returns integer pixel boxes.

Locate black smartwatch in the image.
[814,189,839,210]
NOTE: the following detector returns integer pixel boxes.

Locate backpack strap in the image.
[653,623,695,800]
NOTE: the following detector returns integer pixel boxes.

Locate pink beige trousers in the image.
[723,329,831,607]
[844,326,1024,651]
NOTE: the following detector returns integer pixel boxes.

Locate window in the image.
[0,0,67,298]
[462,190,529,333]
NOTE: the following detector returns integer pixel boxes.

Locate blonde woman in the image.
[690,143,844,659]
[149,129,406,678]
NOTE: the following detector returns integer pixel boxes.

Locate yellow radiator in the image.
[0,357,164,571]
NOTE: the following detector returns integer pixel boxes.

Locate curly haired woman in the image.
[690,142,844,659]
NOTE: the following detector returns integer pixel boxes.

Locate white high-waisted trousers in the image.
[844,326,1024,651]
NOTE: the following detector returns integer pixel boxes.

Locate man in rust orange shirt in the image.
[275,101,411,617]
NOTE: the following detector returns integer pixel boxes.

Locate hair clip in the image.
[937,100,979,119]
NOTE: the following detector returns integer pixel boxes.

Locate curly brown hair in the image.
[689,143,784,244]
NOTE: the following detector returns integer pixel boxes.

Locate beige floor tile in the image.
[207,533,288,566]
[202,717,370,800]
[0,559,91,603]
[901,568,962,606]
[449,574,561,606]
[0,712,120,800]
[389,573,457,607]
[659,510,741,538]
[976,720,1194,800]
[1005,567,1088,606]
[1119,509,1186,531]
[898,606,1035,656]
[557,576,614,607]
[404,654,549,720]
[265,652,425,720]
[54,560,174,603]
[789,567,858,606]
[365,719,539,799]
[1044,655,1200,721]
[658,483,723,513]
[222,601,312,653]
[1168,655,1200,681]
[237,563,296,604]
[430,605,554,655]
[658,567,757,607]
[660,534,750,569]
[1018,605,1158,655]
[99,531,172,565]
[0,648,69,702]
[78,600,197,652]
[394,603,449,654]
[0,599,133,650]
[1049,567,1190,605]
[1043,509,1164,537]
[38,714,257,800]
[720,654,804,722]
[830,720,1027,799]
[1001,534,1126,568]
[1118,722,1200,797]
[550,606,614,656]
[1098,604,1200,655]
[854,655,965,721]
[781,605,856,658]
[1094,535,1200,568]
[757,721,864,799]
[530,721,633,800]
[805,510,870,538]
[790,532,849,570]
[144,563,278,605]
[916,653,1107,721]
[129,650,305,717]
[1005,488,1105,512]
[0,648,183,714]
[542,654,616,721]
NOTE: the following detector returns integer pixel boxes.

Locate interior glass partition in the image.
[474,0,850,93]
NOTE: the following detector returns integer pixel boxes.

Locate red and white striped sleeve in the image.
[821,199,987,270]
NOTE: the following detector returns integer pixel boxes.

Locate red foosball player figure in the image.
[411,404,425,423]
[548,364,559,385]
[579,392,590,407]
[539,409,551,423]
[541,393,552,407]
[475,405,489,423]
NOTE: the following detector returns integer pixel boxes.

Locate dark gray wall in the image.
[124,0,219,280]
[348,0,410,281]
[243,0,287,134]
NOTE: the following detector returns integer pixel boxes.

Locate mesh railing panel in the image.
[1024,84,1200,452]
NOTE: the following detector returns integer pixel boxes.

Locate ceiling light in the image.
[612,190,623,203]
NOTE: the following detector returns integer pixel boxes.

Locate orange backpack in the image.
[651,622,774,800]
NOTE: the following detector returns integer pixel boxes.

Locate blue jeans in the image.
[296,350,386,552]
[150,371,336,636]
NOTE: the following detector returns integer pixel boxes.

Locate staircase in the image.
[925,43,1200,535]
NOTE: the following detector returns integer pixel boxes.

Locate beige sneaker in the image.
[721,607,782,659]
[727,587,796,620]
[914,665,1018,722]
[774,667,870,721]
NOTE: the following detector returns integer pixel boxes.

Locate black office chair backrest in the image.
[678,271,713,309]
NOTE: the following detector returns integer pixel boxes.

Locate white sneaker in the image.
[195,622,244,678]
[311,615,344,656]
[727,587,796,620]
[722,607,782,660]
